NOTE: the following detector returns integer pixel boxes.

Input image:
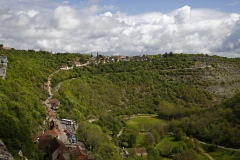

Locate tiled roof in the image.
[34,135,53,150]
[49,137,66,155]
[48,110,56,117]
[44,128,59,137]
[135,148,147,154]
[49,137,60,154]
[49,99,59,103]
[76,155,87,160]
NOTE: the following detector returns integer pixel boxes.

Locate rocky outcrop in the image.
[0,140,14,160]
[0,55,8,79]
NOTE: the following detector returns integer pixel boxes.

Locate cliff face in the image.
[0,140,14,160]
[0,55,8,79]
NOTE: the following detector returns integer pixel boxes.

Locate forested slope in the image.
[51,54,240,148]
[52,54,240,115]
[0,49,90,159]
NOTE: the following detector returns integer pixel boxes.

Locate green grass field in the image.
[126,115,168,147]
[195,153,209,160]
[202,144,240,160]
[126,115,168,126]
[135,133,145,147]
[156,135,178,151]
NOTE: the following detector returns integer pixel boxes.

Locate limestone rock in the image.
[0,140,14,160]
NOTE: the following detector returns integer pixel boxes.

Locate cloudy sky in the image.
[0,0,240,57]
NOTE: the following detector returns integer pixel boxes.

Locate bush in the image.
[207,144,217,152]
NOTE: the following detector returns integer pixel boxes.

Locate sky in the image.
[0,0,240,57]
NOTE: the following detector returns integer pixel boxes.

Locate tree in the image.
[128,133,137,147]
[77,122,105,151]
[206,144,217,152]
[172,141,188,154]
[147,147,161,160]
[143,132,155,147]
[96,142,121,160]
[122,142,128,148]
[169,52,174,57]
[173,149,197,160]
[175,128,186,141]
[162,144,172,156]
[164,52,168,58]
[112,135,118,146]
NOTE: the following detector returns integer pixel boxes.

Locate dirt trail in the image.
[198,147,215,160]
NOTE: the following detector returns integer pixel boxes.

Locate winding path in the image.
[198,147,214,160]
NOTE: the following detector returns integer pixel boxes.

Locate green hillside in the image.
[52,54,240,116]
[0,50,240,159]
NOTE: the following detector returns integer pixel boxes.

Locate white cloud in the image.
[0,4,240,57]
[17,9,39,17]
[53,6,80,30]
[101,12,113,17]
[213,18,240,54]
[173,5,191,24]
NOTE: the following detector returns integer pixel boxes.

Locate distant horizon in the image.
[3,46,237,58]
[0,0,240,57]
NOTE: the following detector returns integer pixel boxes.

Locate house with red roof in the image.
[69,141,95,160]
[135,148,147,156]
[44,128,60,139]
